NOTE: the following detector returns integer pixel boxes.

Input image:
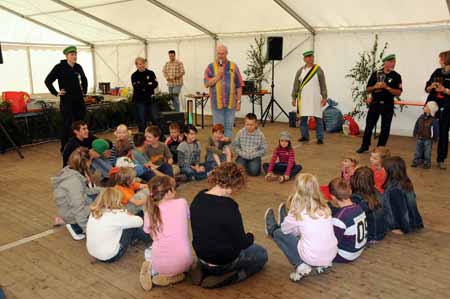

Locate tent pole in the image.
[26,47,34,94]
[144,0,217,40]
[273,0,316,35]
[0,5,91,46]
[91,45,97,94]
[144,41,148,60]
[50,0,147,43]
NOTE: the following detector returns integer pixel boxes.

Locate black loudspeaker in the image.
[0,43,3,64]
[159,112,185,135]
[267,37,283,61]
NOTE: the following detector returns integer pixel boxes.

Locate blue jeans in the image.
[181,162,214,181]
[300,116,324,141]
[212,106,235,138]
[262,162,302,178]
[102,226,151,263]
[168,85,182,112]
[272,228,302,267]
[135,101,160,133]
[206,151,227,166]
[200,244,268,287]
[236,156,261,176]
[91,158,112,179]
[413,138,432,166]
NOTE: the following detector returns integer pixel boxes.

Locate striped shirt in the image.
[204,60,243,110]
[332,204,367,263]
[267,147,296,176]
[110,139,135,166]
[163,60,185,87]
[231,128,267,160]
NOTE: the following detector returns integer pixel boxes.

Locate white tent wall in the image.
[314,29,450,136]
[0,47,30,92]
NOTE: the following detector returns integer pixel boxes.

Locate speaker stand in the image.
[0,121,24,159]
[261,60,288,127]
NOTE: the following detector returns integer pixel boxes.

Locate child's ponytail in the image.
[145,176,175,237]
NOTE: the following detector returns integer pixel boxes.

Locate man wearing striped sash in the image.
[291,51,328,144]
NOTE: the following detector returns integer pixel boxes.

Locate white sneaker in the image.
[65,224,85,241]
[289,263,312,282]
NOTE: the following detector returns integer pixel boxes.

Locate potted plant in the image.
[243,35,270,91]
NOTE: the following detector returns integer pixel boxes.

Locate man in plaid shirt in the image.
[232,113,267,176]
[163,50,185,112]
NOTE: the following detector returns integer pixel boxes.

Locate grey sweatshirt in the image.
[51,167,102,232]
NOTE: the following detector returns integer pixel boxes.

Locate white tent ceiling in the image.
[1,0,450,44]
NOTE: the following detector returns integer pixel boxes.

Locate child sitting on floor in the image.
[110,124,134,166]
[329,178,367,263]
[86,188,149,263]
[206,123,232,167]
[139,176,193,291]
[265,173,338,282]
[232,113,267,176]
[110,166,148,215]
[177,125,213,181]
[341,155,358,183]
[263,131,302,183]
[370,146,391,194]
[382,156,424,235]
[350,166,385,243]
[145,126,174,177]
[165,122,184,164]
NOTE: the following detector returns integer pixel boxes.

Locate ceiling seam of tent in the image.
[144,0,218,40]
[0,4,92,46]
[49,0,147,43]
[26,0,134,17]
[272,0,315,35]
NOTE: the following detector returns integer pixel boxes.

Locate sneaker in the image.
[200,271,238,288]
[438,162,447,170]
[314,265,332,275]
[317,139,324,145]
[190,260,204,285]
[356,147,369,154]
[152,273,185,286]
[65,224,85,241]
[264,208,278,237]
[289,263,312,282]
[139,261,153,291]
[298,137,309,142]
[278,203,287,225]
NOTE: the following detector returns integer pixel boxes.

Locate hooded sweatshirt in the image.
[51,166,102,232]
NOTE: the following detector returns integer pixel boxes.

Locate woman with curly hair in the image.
[190,162,268,288]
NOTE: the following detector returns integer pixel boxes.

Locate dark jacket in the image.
[425,68,450,109]
[45,60,87,98]
[190,189,254,265]
[413,113,439,141]
[351,193,386,241]
[131,69,158,102]
[382,182,424,234]
[62,135,98,167]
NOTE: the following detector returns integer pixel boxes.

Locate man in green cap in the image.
[45,45,88,152]
[356,54,403,153]
[291,50,328,144]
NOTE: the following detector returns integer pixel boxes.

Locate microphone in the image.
[218,59,223,67]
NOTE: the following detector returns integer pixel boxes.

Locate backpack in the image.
[322,99,343,132]
[343,115,360,136]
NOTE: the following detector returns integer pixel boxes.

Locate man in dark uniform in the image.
[45,46,88,151]
[131,57,159,132]
[356,54,403,153]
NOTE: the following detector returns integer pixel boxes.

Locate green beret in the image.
[303,50,314,57]
[382,54,396,62]
[63,46,77,55]
[92,139,109,156]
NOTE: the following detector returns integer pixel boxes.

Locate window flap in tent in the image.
[283,0,450,30]
[32,11,131,42]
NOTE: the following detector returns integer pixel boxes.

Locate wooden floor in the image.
[1,120,450,299]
